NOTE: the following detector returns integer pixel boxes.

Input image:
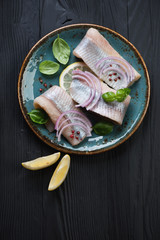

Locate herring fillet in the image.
[73,28,141,90]
[70,79,131,125]
[34,86,87,146]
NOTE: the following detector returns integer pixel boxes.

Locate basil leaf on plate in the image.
[102,88,131,103]
[124,88,131,95]
[28,109,49,124]
[93,121,114,136]
[52,35,71,65]
[102,92,116,102]
[116,88,131,102]
[39,60,59,75]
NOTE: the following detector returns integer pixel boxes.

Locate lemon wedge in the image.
[48,154,70,191]
[22,152,61,170]
[59,62,91,94]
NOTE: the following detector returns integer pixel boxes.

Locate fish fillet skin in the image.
[34,86,88,146]
[45,119,55,133]
[73,28,141,90]
[70,79,131,125]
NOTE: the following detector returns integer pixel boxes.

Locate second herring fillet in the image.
[34,86,88,146]
[73,28,141,90]
[70,79,131,125]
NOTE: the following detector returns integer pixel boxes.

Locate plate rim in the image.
[18,23,150,155]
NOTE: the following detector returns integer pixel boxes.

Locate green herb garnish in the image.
[28,109,49,124]
[102,88,131,103]
[39,60,59,75]
[93,121,114,136]
[52,35,71,65]
[102,92,116,102]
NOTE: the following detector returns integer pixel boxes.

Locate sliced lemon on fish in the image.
[22,152,61,170]
[48,154,70,191]
[59,62,91,94]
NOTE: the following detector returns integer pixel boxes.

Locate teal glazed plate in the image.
[18,24,150,155]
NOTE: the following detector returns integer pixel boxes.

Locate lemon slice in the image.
[48,154,70,191]
[22,152,61,170]
[59,62,91,94]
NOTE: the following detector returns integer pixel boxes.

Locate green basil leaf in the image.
[39,60,59,75]
[102,92,116,102]
[28,109,49,124]
[116,88,131,102]
[52,35,71,65]
[116,89,126,96]
[124,88,131,95]
[93,121,114,136]
[116,95,126,102]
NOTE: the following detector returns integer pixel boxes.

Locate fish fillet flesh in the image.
[73,28,141,90]
[34,86,88,146]
[70,77,131,125]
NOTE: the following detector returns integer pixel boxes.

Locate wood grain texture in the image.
[0,0,159,239]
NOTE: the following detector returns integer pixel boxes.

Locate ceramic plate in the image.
[18,24,150,155]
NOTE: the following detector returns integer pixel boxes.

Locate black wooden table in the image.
[1,0,159,239]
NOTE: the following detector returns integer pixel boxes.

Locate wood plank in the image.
[0,0,43,239]
[126,0,154,239]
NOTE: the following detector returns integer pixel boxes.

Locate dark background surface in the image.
[0,0,160,239]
